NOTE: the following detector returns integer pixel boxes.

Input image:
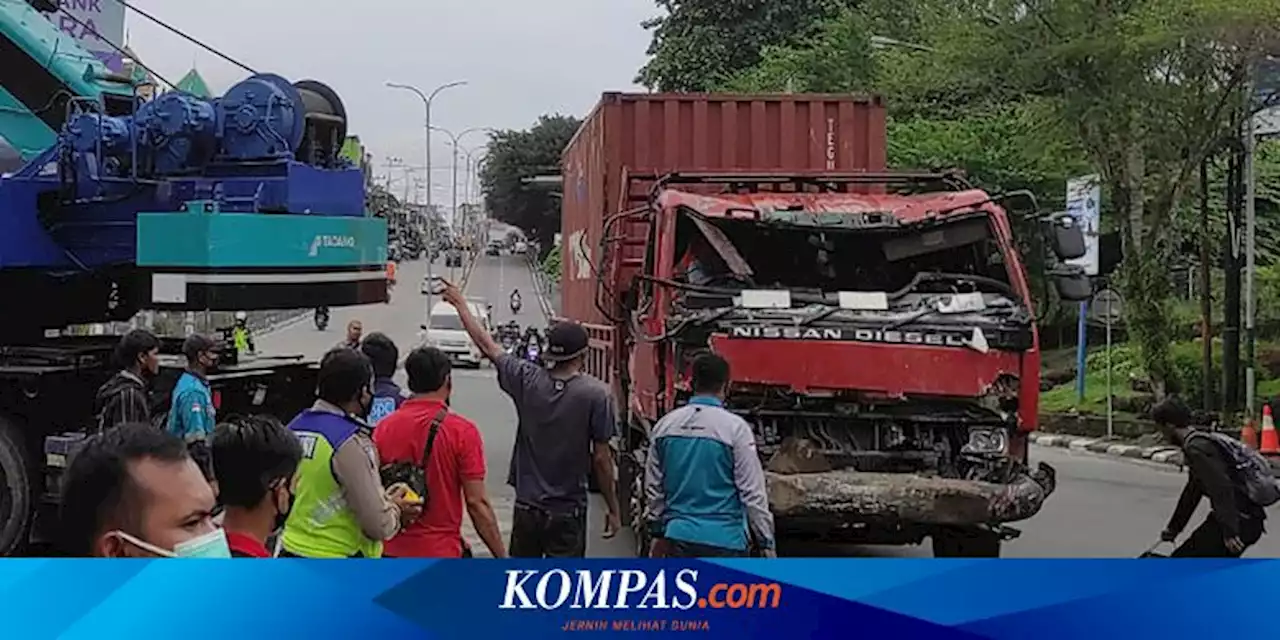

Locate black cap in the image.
[544,321,588,362]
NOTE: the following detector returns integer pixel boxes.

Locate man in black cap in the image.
[439,279,620,558]
[166,333,219,479]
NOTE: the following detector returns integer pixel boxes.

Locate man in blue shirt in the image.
[168,334,218,479]
[645,353,775,558]
[361,332,407,427]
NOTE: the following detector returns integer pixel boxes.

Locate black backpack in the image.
[1188,431,1280,508]
[379,406,448,506]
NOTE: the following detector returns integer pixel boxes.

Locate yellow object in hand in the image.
[403,488,423,504]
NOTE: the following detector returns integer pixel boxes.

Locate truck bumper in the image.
[765,461,1056,527]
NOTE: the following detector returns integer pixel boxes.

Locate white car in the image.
[421,301,489,368]
[514,241,529,254]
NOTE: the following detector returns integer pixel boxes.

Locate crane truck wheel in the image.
[931,527,1002,558]
[0,416,33,556]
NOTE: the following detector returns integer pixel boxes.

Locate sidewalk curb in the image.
[1029,432,1184,468]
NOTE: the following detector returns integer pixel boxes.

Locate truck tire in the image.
[931,528,1001,558]
[618,451,649,557]
[0,416,33,556]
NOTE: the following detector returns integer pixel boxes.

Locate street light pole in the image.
[430,126,493,271]
[464,146,488,203]
[386,80,466,345]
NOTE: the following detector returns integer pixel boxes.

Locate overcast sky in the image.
[124,0,656,201]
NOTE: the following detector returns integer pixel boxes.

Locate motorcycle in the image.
[314,306,330,331]
[510,297,522,315]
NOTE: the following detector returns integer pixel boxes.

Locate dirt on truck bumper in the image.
[766,462,1057,527]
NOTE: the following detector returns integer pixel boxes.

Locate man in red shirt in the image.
[211,415,303,557]
[374,346,506,557]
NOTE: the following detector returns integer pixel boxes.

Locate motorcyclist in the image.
[232,311,255,356]
[521,326,544,362]
[497,321,522,352]
[509,289,523,314]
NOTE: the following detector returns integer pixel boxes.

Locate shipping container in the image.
[559,93,887,324]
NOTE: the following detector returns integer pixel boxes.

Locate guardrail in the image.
[525,252,555,322]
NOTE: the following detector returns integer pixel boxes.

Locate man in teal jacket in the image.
[168,334,219,479]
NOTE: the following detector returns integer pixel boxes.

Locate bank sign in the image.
[54,0,126,72]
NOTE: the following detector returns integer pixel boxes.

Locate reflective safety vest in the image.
[281,411,384,558]
[232,326,250,354]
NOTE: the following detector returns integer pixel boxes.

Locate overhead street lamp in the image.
[431,126,495,231]
[463,145,488,203]
[385,80,467,213]
[385,80,466,326]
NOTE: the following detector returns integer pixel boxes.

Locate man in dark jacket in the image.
[93,330,161,433]
[361,332,407,427]
[1154,396,1266,557]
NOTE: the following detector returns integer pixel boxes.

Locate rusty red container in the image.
[559,92,888,325]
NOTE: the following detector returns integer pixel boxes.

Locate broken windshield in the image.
[674,212,1013,300]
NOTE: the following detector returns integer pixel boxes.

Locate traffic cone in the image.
[1259,405,1279,455]
[1241,418,1258,450]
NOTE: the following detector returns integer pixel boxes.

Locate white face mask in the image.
[111,528,232,559]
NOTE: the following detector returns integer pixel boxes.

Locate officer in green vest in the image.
[232,312,255,357]
[280,348,422,558]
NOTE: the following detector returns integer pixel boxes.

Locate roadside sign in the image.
[1255,55,1280,137]
[1066,175,1101,276]
[1090,289,1123,322]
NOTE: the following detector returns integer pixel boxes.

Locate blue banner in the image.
[1,559,1271,639]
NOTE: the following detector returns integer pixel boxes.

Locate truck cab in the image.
[612,172,1088,557]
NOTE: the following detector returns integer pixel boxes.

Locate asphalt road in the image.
[260,255,1280,558]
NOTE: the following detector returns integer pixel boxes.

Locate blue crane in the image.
[0,0,389,554]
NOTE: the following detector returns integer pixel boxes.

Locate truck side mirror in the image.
[1049,265,1092,301]
[1043,213,1087,260]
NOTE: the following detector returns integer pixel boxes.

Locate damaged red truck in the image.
[559,93,1091,557]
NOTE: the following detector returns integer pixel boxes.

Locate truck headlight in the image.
[962,428,1008,455]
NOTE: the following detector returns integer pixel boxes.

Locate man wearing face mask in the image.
[61,423,228,557]
[212,416,302,558]
[93,329,161,433]
[167,334,219,480]
[279,348,422,558]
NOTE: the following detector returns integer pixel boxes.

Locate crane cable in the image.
[109,0,257,75]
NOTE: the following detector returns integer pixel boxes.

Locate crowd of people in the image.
[63,273,1271,559]
[63,279,622,558]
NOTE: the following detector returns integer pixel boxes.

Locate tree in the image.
[720,8,876,92]
[637,0,851,91]
[479,115,581,249]
[967,0,1280,394]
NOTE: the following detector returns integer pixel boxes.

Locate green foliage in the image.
[541,244,562,285]
[636,0,851,91]
[720,9,875,93]
[968,0,1280,394]
[479,115,580,243]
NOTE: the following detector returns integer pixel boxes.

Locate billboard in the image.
[54,0,126,72]
[1255,55,1280,137]
[1065,174,1101,276]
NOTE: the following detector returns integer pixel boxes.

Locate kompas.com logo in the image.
[499,569,782,610]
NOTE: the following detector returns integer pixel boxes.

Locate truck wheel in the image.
[0,417,33,556]
[620,452,649,557]
[932,528,1001,558]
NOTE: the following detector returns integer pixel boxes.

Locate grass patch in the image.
[1040,367,1141,419]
